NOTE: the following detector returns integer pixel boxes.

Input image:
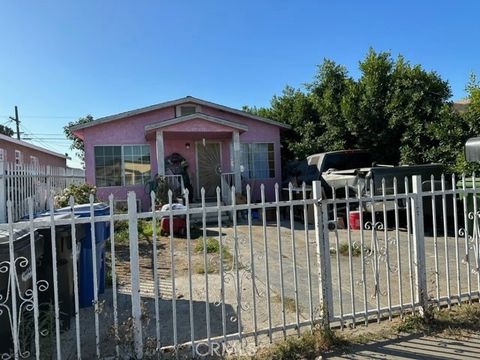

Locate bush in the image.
[55,183,96,207]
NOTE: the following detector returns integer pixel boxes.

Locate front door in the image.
[196,142,222,199]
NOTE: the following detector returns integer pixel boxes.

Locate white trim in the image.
[30,155,39,167]
[145,113,248,133]
[156,131,165,176]
[0,133,68,159]
[70,96,290,132]
[232,131,241,191]
[15,150,22,165]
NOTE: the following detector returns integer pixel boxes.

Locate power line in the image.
[0,115,81,119]
[20,123,66,154]
[23,133,64,136]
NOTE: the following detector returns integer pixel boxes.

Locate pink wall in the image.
[0,139,67,167]
[78,102,284,208]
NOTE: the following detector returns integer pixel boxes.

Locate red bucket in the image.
[349,211,361,230]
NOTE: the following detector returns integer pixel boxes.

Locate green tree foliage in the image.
[308,60,353,152]
[248,49,476,172]
[63,115,94,161]
[0,125,14,137]
[457,74,480,173]
[244,86,320,160]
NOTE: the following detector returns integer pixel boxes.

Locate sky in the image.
[1,0,479,168]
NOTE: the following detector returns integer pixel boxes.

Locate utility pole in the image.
[9,106,20,140]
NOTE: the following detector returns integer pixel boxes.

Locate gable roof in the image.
[70,96,290,132]
[145,113,249,133]
[0,134,68,159]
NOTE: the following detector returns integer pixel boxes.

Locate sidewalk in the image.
[325,331,480,359]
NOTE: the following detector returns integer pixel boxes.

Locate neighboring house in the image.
[0,133,68,167]
[70,96,290,209]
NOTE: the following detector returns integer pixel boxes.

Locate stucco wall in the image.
[80,102,283,207]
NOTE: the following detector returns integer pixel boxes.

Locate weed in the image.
[396,314,429,333]
[195,237,220,253]
[193,261,217,274]
[330,243,366,257]
[113,220,129,244]
[253,328,345,359]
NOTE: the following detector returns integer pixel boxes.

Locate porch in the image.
[145,113,245,204]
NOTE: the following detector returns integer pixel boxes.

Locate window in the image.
[234,143,275,179]
[176,104,200,117]
[123,145,151,185]
[15,150,22,165]
[0,148,5,162]
[30,156,39,166]
[94,145,151,187]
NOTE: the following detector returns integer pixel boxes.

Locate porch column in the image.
[232,130,241,191]
[156,130,165,176]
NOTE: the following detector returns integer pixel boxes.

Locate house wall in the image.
[81,103,283,207]
[200,107,282,202]
[0,139,67,167]
[82,107,174,207]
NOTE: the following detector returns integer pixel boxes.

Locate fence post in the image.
[128,191,144,358]
[411,175,429,317]
[312,180,333,328]
[0,161,5,223]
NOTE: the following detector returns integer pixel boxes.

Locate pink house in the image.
[0,134,68,167]
[71,96,289,209]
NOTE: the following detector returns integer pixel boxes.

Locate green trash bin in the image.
[457,177,480,235]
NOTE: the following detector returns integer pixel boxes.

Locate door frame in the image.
[195,140,223,199]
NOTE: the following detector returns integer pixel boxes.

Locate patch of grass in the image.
[138,219,162,238]
[330,243,366,257]
[253,328,346,360]
[192,246,234,274]
[194,237,220,253]
[433,303,480,334]
[193,261,218,274]
[396,303,480,336]
[395,314,429,333]
[246,303,480,359]
[191,237,235,274]
[113,220,129,243]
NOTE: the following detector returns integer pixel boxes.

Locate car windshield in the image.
[323,152,373,171]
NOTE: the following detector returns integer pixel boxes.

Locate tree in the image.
[244,86,320,160]
[0,125,14,137]
[246,48,471,172]
[64,115,94,161]
[308,59,353,151]
[456,73,480,173]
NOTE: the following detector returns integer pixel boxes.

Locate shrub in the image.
[55,183,96,207]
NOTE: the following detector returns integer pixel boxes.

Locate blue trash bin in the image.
[56,203,110,308]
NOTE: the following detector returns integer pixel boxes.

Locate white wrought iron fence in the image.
[0,175,479,359]
[220,172,235,205]
[0,162,85,223]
